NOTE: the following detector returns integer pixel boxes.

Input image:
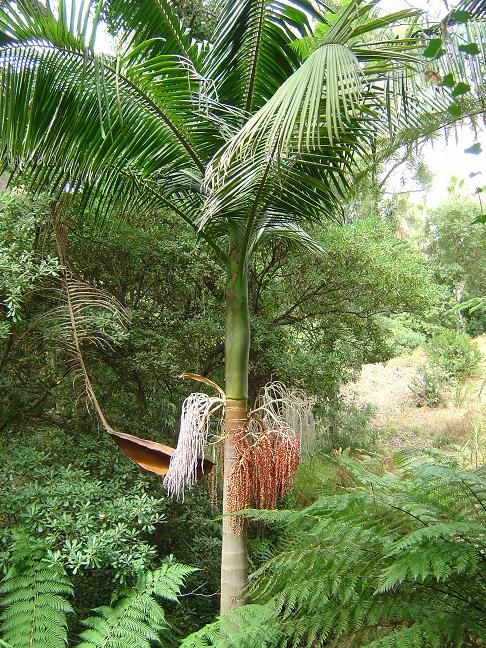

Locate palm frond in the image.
[248,221,325,258]
[0,0,216,222]
[457,0,486,18]
[216,0,424,161]
[0,0,90,51]
[203,0,320,113]
[104,0,200,63]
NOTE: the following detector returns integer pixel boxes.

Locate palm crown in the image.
[0,0,444,268]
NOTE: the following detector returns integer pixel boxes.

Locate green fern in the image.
[182,604,280,648]
[182,452,486,647]
[0,536,194,648]
[77,563,196,648]
[0,536,73,648]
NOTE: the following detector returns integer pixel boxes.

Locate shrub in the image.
[425,330,482,381]
[318,402,380,453]
[0,437,166,582]
[383,315,427,356]
[0,428,222,634]
[410,331,482,407]
[409,363,448,407]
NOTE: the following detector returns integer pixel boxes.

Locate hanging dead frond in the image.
[51,218,216,479]
[163,391,224,499]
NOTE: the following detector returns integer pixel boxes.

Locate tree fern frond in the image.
[77,563,196,648]
[0,536,73,648]
[181,603,280,648]
[192,453,486,647]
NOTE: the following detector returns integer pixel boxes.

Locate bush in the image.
[382,314,427,356]
[318,402,380,453]
[0,433,166,582]
[0,427,222,633]
[425,330,482,381]
[409,363,448,407]
[410,331,483,406]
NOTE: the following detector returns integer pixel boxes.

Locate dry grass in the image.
[342,335,486,451]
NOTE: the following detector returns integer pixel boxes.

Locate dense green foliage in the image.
[425,330,482,381]
[0,0,484,642]
[0,536,193,648]
[0,194,439,436]
[0,427,221,632]
[0,193,58,329]
[427,198,486,303]
[0,432,165,580]
[183,453,486,647]
[410,330,482,407]
[426,197,486,335]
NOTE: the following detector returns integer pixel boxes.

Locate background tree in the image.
[427,197,486,303]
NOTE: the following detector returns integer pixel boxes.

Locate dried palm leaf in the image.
[53,220,214,479]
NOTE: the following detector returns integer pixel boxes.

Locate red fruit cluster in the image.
[227,420,301,533]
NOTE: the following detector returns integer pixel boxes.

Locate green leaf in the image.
[465,142,483,155]
[447,103,461,117]
[458,42,480,55]
[472,213,486,224]
[452,81,471,97]
[441,73,455,87]
[423,38,444,58]
[450,9,471,23]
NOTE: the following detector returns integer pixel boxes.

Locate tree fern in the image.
[182,452,486,647]
[77,563,196,648]
[0,536,73,648]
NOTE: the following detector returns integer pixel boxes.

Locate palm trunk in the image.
[220,255,249,614]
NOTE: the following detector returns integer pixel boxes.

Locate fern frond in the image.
[77,562,196,648]
[0,536,73,648]
[192,453,486,647]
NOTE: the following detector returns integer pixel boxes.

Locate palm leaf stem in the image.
[131,174,230,267]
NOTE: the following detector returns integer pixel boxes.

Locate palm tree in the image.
[0,0,457,613]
